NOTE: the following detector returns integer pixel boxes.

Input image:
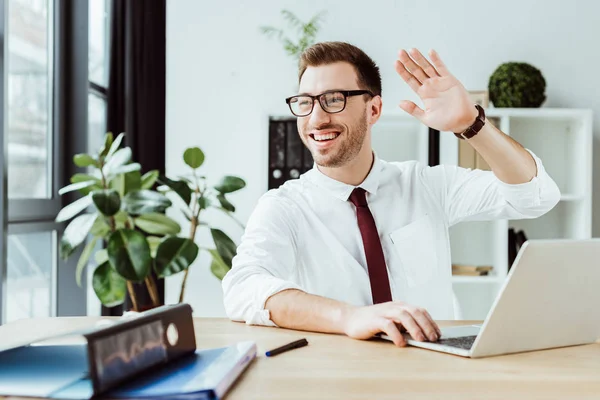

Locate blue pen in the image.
[265,338,308,357]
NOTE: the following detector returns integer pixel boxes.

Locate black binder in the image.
[268,117,314,190]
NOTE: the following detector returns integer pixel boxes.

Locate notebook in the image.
[0,303,257,399]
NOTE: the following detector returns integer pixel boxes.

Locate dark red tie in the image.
[349,187,393,304]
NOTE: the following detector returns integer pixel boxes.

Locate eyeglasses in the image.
[285,90,375,117]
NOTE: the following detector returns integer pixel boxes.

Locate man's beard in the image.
[304,112,368,168]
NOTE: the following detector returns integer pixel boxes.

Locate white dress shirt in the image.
[222,149,561,326]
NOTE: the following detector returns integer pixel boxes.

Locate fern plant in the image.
[259,9,326,60]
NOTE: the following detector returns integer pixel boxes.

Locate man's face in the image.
[296,62,371,168]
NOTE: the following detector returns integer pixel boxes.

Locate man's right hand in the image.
[342,302,442,347]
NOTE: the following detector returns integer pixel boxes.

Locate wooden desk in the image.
[1,317,600,399]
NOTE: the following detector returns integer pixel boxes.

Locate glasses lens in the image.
[289,96,313,116]
[321,92,346,113]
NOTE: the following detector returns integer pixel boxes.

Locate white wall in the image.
[166,0,600,316]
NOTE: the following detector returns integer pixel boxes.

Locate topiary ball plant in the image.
[488,62,546,108]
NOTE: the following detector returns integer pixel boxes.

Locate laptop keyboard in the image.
[435,335,477,350]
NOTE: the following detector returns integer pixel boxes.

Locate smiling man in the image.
[222,42,560,347]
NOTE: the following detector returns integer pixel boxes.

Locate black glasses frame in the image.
[285,90,375,117]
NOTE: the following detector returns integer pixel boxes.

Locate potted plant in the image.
[488,62,546,108]
[56,132,245,311]
[259,9,326,61]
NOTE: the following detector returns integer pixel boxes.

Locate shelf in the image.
[452,275,503,284]
[560,194,585,201]
[486,108,592,120]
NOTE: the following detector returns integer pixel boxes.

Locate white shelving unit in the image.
[372,108,593,320]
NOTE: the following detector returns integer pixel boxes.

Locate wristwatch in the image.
[453,104,486,140]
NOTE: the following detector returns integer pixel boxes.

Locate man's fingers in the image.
[397,49,430,83]
[424,309,442,337]
[394,60,421,94]
[393,310,427,342]
[407,48,441,79]
[399,100,425,121]
[379,318,406,347]
[410,308,439,342]
[429,49,451,77]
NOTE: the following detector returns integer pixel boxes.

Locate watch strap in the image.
[454,104,486,140]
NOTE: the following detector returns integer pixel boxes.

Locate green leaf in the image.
[71,173,101,184]
[110,170,142,197]
[70,174,102,195]
[210,228,237,266]
[147,236,162,258]
[114,210,128,222]
[105,132,124,159]
[90,216,111,237]
[110,162,141,176]
[158,176,192,205]
[73,154,97,168]
[99,132,114,158]
[55,194,93,223]
[154,237,199,278]
[208,249,230,280]
[177,175,197,185]
[92,262,126,307]
[95,249,108,265]
[214,176,246,193]
[141,170,160,190]
[107,229,152,282]
[58,180,99,196]
[259,26,284,40]
[122,190,172,215]
[60,213,97,260]
[91,189,121,217]
[281,9,303,31]
[103,147,132,175]
[198,195,212,210]
[134,212,181,235]
[216,193,234,212]
[183,147,205,169]
[76,236,99,287]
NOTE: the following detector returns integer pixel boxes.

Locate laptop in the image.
[381,239,600,358]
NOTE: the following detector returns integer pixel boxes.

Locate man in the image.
[222,42,560,347]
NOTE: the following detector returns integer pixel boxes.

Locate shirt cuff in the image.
[246,280,304,327]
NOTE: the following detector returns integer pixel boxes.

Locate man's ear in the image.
[368,96,383,124]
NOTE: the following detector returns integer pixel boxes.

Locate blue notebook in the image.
[0,304,257,399]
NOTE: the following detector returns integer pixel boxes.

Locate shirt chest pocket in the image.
[389,215,439,288]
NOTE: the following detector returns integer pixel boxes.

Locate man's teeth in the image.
[313,133,340,141]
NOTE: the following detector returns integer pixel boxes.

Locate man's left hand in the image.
[395,48,477,133]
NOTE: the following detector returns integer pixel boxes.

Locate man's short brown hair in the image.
[298,41,382,96]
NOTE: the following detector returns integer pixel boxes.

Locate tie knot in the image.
[349,187,368,207]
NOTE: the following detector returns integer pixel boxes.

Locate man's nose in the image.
[308,99,331,127]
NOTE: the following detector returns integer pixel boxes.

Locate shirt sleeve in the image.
[221,192,304,326]
[419,149,561,226]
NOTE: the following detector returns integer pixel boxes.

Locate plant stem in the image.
[126,281,138,312]
[179,175,201,303]
[145,276,161,307]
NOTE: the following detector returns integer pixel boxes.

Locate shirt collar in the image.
[304,152,383,202]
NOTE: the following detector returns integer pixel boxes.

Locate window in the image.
[4,0,57,323]
[88,0,109,155]
[1,0,89,323]
[7,0,52,200]
[6,230,55,321]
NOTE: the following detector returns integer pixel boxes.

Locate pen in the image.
[265,338,308,357]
